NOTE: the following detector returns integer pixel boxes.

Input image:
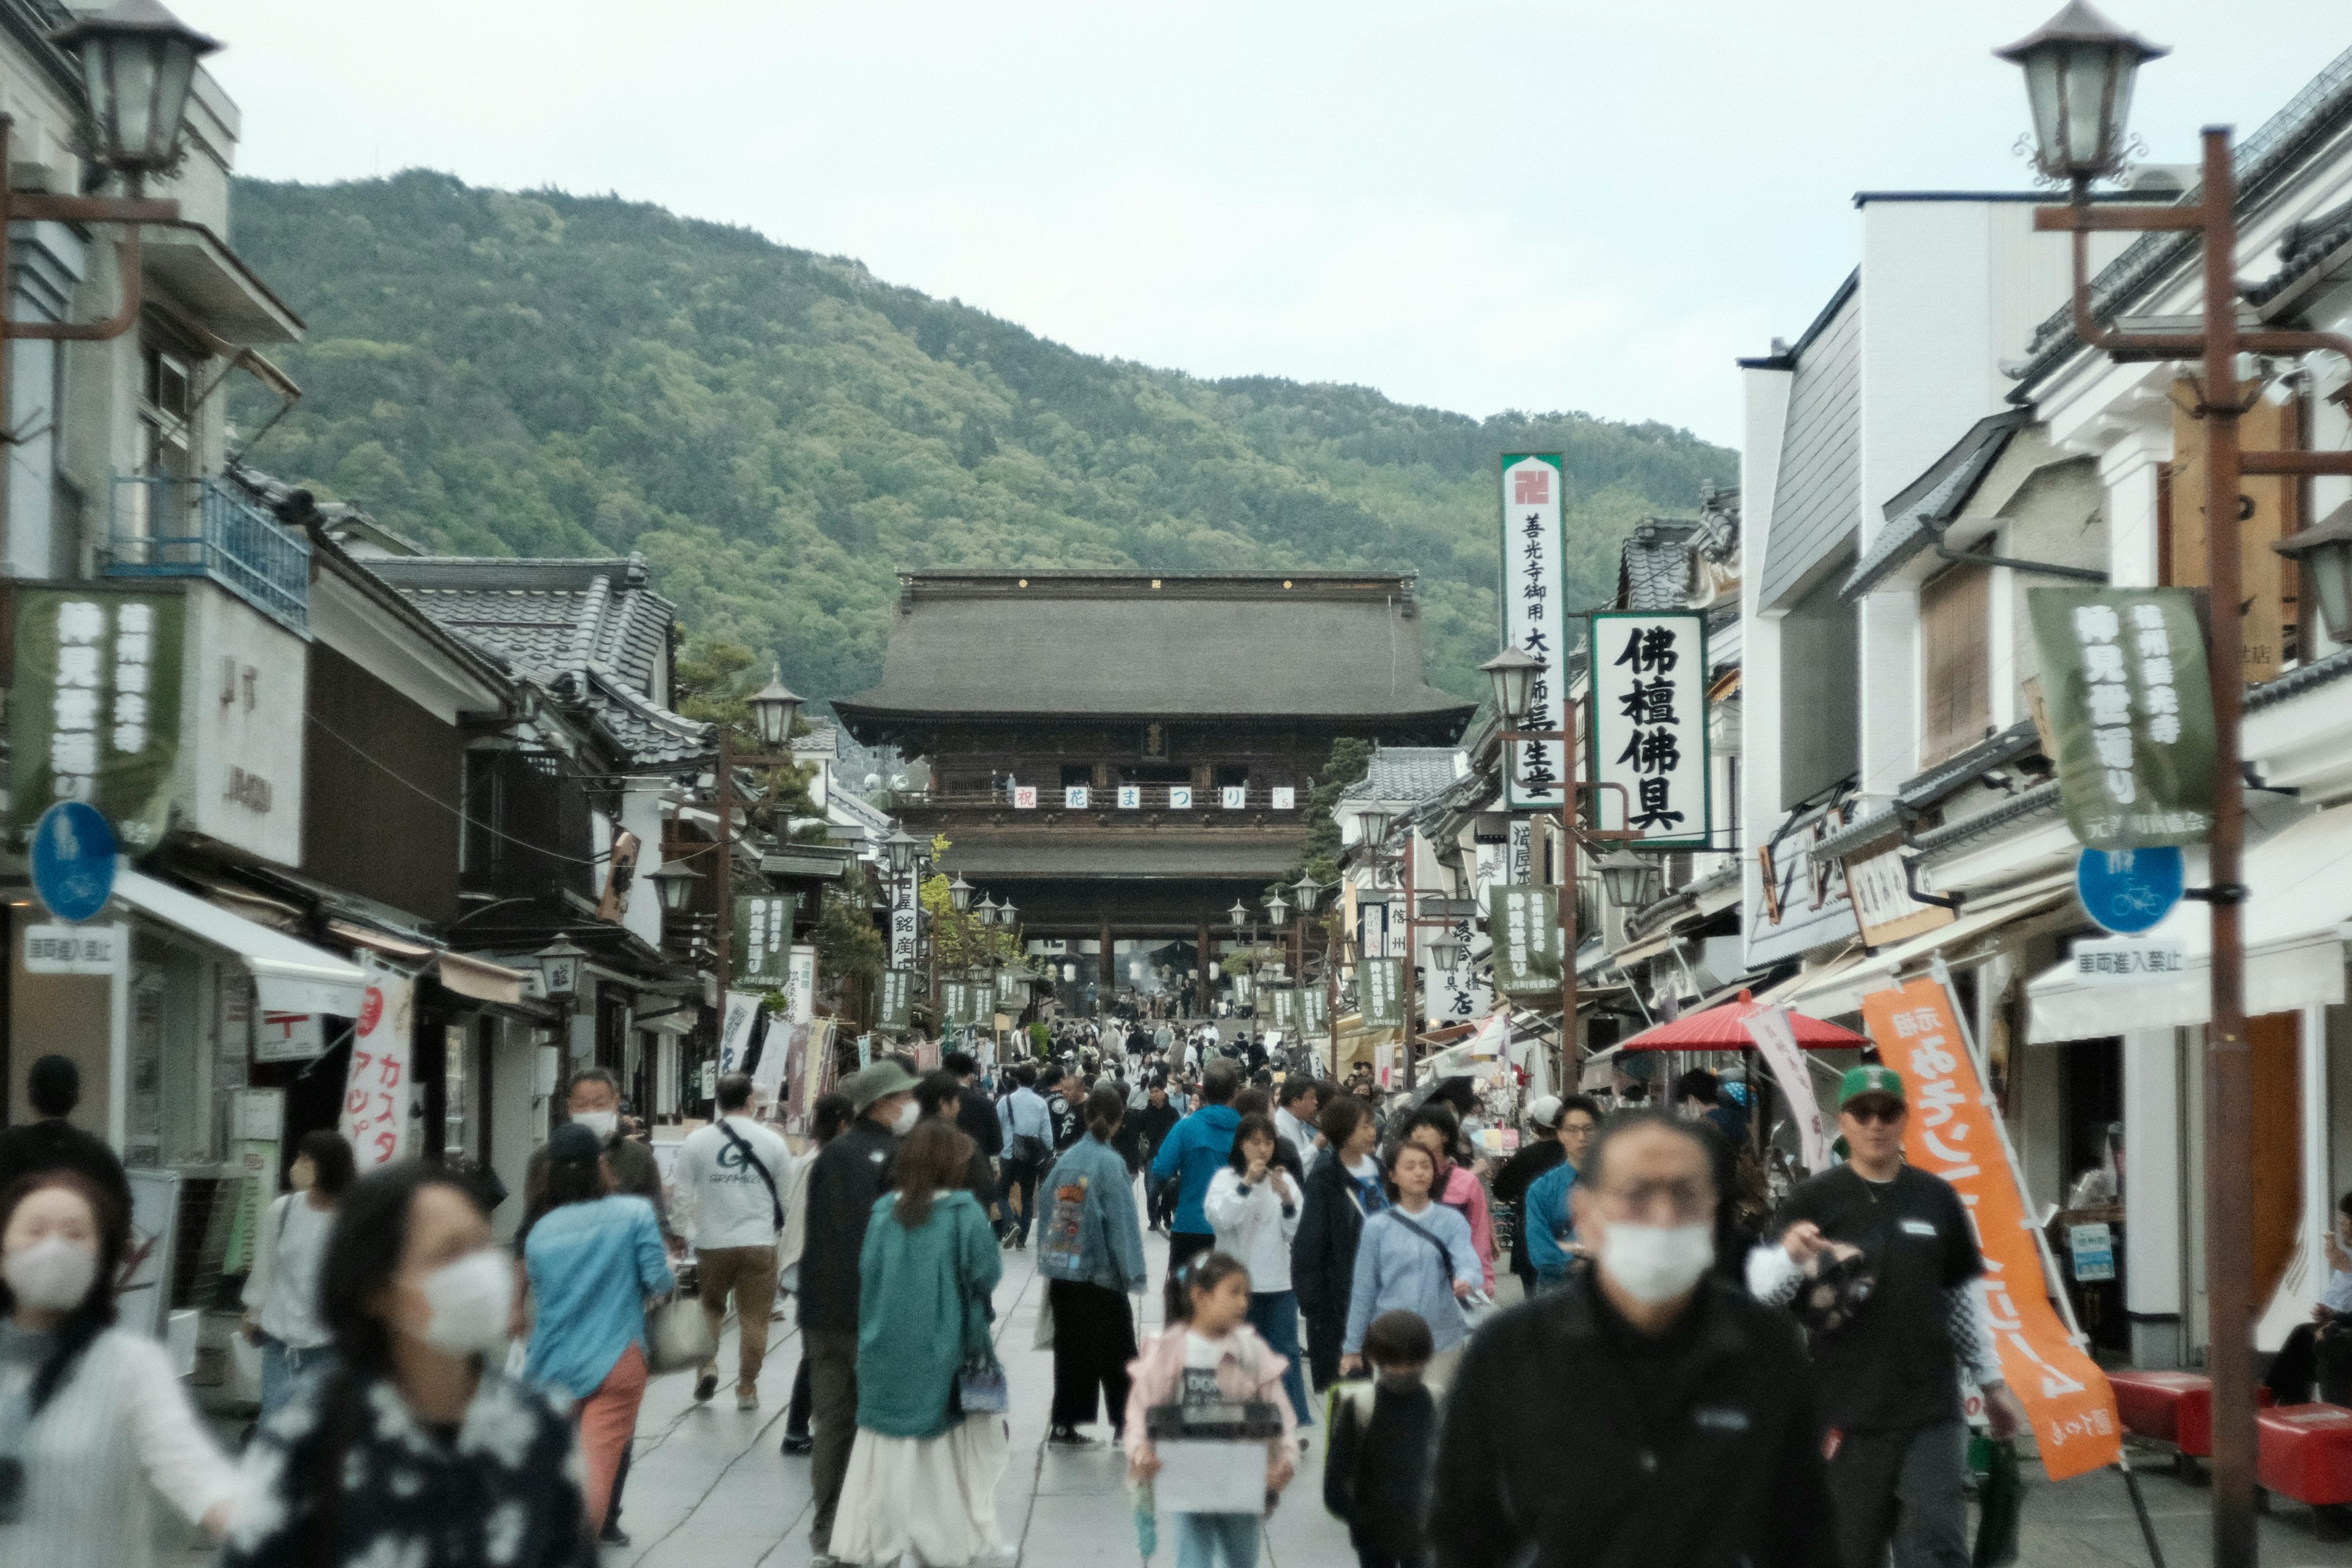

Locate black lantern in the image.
[535,932,589,1005]
[1480,644,1546,728]
[1996,1,2167,187]
[646,858,700,914]
[2275,498,2352,647]
[748,669,802,749]
[50,0,221,183]
[1597,847,1665,910]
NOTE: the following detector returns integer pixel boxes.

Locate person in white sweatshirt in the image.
[1203,1112,1311,1434]
[671,1072,795,1410]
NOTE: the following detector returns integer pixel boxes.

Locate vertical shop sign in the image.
[340,954,417,1170]
[1360,958,1404,1028]
[732,894,797,986]
[717,990,763,1073]
[879,968,916,1029]
[2027,588,2215,849]
[1487,884,1561,997]
[1501,454,1567,809]
[10,589,184,848]
[1589,611,1709,846]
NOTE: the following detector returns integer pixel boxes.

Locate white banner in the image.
[751,1016,793,1102]
[1502,454,1568,809]
[1589,611,1710,848]
[340,953,416,1170]
[1421,908,1490,1027]
[1744,1003,1829,1172]
[788,946,816,1023]
[890,907,919,969]
[1508,818,1535,886]
[717,989,764,1074]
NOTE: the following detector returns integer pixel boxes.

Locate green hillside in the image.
[226,171,1735,704]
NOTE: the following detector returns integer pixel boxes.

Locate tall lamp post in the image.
[710,669,803,1018]
[1999,8,2352,1561]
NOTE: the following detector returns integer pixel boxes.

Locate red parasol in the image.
[1617,989,1868,1052]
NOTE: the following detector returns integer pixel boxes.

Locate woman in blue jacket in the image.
[1341,1140,1482,1391]
[1038,1085,1148,1446]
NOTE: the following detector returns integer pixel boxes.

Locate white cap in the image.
[1525,1095,1564,1130]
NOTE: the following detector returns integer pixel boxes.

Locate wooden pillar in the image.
[1197,922,1212,1019]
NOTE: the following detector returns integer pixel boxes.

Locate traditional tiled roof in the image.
[1841,412,2027,601]
[1617,519,1700,610]
[1341,746,1464,805]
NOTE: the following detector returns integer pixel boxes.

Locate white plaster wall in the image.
[1739,366,1792,970]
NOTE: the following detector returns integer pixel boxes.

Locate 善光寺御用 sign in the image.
[1500,454,1567,810]
[1486,884,1562,997]
[10,589,185,851]
[2027,588,2215,849]
[731,894,799,986]
[878,968,917,1030]
[1588,612,1710,849]
[1360,959,1404,1028]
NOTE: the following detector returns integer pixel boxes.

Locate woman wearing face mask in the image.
[221,1161,587,1567]
[240,1129,356,1418]
[0,1170,236,1568]
[1339,1142,1482,1393]
[518,1121,673,1540]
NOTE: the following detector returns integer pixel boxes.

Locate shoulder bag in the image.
[955,1207,1010,1414]
[646,1288,718,1373]
[1388,1209,1495,1331]
[716,1120,785,1232]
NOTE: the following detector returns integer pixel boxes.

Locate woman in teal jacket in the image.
[831,1119,1008,1567]
[1037,1085,1148,1446]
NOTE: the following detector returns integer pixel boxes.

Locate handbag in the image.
[1389,1210,1488,1333]
[644,1290,718,1374]
[956,1210,1009,1414]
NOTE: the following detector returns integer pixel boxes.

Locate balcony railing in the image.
[897,783,1303,813]
[107,474,311,635]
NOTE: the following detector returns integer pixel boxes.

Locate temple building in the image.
[834,571,1474,1014]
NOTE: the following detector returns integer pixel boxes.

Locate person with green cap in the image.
[1748,1063,2027,1568]
[800,1058,921,1567]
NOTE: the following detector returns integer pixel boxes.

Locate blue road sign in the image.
[30,802,117,922]
[2076,845,2184,935]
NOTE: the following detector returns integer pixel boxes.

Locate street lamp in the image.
[1356,804,1393,849]
[1428,930,1464,976]
[1291,871,1321,913]
[1480,644,1545,728]
[646,858,701,914]
[535,932,588,1008]
[998,896,1020,929]
[975,892,1000,925]
[1264,891,1291,929]
[51,0,221,183]
[1995,1,2167,188]
[1597,847,1664,910]
[948,874,974,913]
[1227,899,1251,931]
[2274,498,2352,646]
[748,669,803,749]
[883,827,922,875]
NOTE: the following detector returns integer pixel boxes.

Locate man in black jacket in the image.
[1432,1111,1835,1568]
[942,1050,1003,1161]
[799,1059,918,1565]
[0,1055,130,1217]
[1126,1084,1180,1231]
[1490,1095,1567,1300]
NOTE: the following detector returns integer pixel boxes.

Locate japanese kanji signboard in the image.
[878,968,917,1029]
[340,954,417,1170]
[10,588,184,850]
[1861,976,2121,1481]
[1360,958,1404,1028]
[2027,588,2215,849]
[731,894,798,986]
[1500,454,1567,810]
[1588,611,1709,848]
[1486,884,1561,997]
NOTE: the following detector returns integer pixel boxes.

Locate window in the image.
[1920,562,1991,767]
[130,339,195,551]
[1061,763,1093,789]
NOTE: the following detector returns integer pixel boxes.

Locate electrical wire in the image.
[303,710,616,868]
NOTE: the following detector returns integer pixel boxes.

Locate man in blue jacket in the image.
[1150,1061,1240,1280]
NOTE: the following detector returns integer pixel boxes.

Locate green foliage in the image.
[1298,737,1374,885]
[813,889,884,989]
[672,635,822,837]
[227,172,1735,705]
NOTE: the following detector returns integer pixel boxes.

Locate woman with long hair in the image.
[240,1128,356,1417]
[519,1120,673,1537]
[1036,1085,1147,1447]
[1203,1111,1309,1433]
[1340,1140,1482,1392]
[221,1162,590,1567]
[830,1118,1009,1567]
[0,1169,235,1568]
[1292,1094,1384,1392]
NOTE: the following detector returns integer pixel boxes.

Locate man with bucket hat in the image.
[801,1060,921,1565]
[1749,1065,2027,1568]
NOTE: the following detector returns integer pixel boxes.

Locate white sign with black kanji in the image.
[1589,611,1709,849]
[1500,454,1568,810]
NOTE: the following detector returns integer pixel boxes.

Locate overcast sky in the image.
[190,1,2348,448]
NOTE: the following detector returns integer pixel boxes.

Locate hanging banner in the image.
[1422,910,1490,1027]
[717,989,764,1074]
[941,981,970,1024]
[1268,988,1298,1031]
[1589,611,1710,847]
[786,944,816,1023]
[10,588,184,850]
[889,908,919,970]
[1487,884,1562,997]
[1500,454,1568,809]
[1861,976,2122,1481]
[1743,1004,1829,1173]
[750,1015,793,1102]
[878,968,918,1030]
[1300,986,1329,1034]
[1507,818,1536,886]
[2027,588,2216,849]
[1360,959,1404,1028]
[339,954,417,1170]
[732,895,798,986]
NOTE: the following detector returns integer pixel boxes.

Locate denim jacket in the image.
[1036,1134,1148,1294]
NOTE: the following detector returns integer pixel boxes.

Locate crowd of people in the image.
[0,1020,2051,1568]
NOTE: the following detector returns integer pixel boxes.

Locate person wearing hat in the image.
[1749,1065,2026,1568]
[1490,1095,1570,1301]
[799,1058,921,1567]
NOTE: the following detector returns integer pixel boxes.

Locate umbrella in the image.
[1616,989,1867,1052]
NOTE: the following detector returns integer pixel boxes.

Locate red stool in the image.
[2111,1370,2216,1455]
[2257,1404,2352,1533]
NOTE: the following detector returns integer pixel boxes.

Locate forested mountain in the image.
[227,171,1735,704]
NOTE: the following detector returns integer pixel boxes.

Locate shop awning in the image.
[2027,807,2352,1043]
[115,870,366,1016]
[326,921,530,1006]
[1780,874,2076,1019]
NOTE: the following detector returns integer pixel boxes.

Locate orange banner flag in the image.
[1860,976,2122,1480]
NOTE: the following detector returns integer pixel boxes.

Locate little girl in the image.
[1125,1252,1297,1568]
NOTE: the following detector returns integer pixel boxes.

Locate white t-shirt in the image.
[674,1115,794,1250]
[247,1194,334,1349]
[1182,1330,1234,1404]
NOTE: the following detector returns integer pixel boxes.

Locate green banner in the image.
[1488,884,1562,996]
[1268,988,1297,1030]
[878,968,917,1030]
[2029,588,2217,848]
[1300,986,1329,1033]
[1360,959,1404,1028]
[731,894,799,986]
[10,588,184,850]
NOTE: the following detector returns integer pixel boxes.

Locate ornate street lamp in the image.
[646,858,700,914]
[51,0,221,183]
[748,668,802,749]
[1291,871,1321,913]
[534,932,589,1006]
[1480,644,1545,728]
[948,873,974,913]
[883,827,921,875]
[2274,499,2352,646]
[1597,847,1664,910]
[997,896,1020,929]
[1227,899,1251,930]
[1264,891,1291,929]
[975,892,1000,925]
[1356,804,1393,850]
[1428,930,1464,976]
[1996,1,2168,188]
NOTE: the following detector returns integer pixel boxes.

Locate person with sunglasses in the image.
[1747,1066,2027,1568]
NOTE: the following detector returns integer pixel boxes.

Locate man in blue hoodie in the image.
[1150,1061,1240,1280]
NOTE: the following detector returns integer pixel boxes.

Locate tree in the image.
[674,636,825,841]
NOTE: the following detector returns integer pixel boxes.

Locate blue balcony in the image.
[107,474,311,635]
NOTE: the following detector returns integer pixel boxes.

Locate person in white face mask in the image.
[0,1170,236,1568]
[222,1162,591,1567]
[1427,1111,1839,1568]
